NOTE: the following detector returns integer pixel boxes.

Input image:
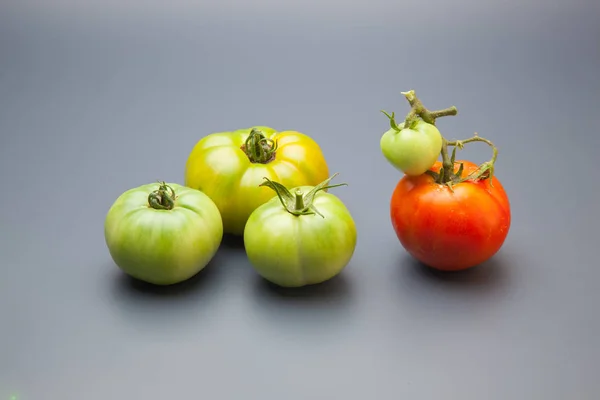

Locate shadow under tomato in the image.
[106,254,225,335]
[220,233,246,251]
[111,259,219,298]
[246,270,358,337]
[250,272,354,328]
[252,272,353,303]
[396,252,512,298]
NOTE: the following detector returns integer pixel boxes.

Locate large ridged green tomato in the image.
[243,174,357,288]
[184,126,329,236]
[380,112,443,176]
[104,182,223,285]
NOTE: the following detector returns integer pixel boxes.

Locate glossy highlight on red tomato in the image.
[390,160,511,271]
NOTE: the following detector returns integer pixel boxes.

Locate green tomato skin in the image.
[243,186,357,288]
[104,183,223,285]
[184,126,331,236]
[380,120,443,176]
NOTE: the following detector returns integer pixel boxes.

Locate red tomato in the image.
[390,160,511,271]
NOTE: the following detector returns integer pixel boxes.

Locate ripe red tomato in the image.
[390,160,511,271]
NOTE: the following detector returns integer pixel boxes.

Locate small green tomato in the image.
[380,111,443,176]
[104,181,223,285]
[243,173,357,288]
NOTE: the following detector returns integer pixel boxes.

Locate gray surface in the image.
[1,0,599,398]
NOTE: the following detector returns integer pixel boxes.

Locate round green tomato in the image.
[243,174,357,288]
[380,119,443,176]
[104,182,223,285]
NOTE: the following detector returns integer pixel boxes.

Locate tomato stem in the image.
[447,135,499,185]
[148,181,177,210]
[400,90,499,188]
[259,173,348,217]
[401,90,458,126]
[439,139,455,184]
[294,189,305,211]
[241,128,278,164]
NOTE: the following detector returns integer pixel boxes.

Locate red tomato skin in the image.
[390,160,511,271]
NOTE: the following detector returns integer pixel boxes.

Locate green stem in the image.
[294,189,305,211]
[399,90,499,187]
[403,109,419,129]
[381,94,457,131]
[401,90,458,125]
[447,135,499,185]
[148,181,177,210]
[242,128,278,164]
[259,173,348,217]
[439,138,454,182]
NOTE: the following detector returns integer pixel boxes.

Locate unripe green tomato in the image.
[184,126,330,236]
[104,182,223,285]
[243,175,357,288]
[380,120,443,176]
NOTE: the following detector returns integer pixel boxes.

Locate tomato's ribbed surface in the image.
[184,127,330,235]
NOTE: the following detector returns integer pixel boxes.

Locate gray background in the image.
[1,0,599,399]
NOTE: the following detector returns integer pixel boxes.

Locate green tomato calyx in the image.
[241,128,279,164]
[381,109,418,131]
[259,173,348,217]
[381,110,403,131]
[148,181,177,210]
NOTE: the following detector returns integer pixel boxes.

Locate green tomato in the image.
[243,173,357,288]
[184,126,330,236]
[380,116,443,176]
[104,182,223,285]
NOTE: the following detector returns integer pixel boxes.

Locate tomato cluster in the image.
[104,89,511,288]
[105,127,356,287]
[380,90,511,271]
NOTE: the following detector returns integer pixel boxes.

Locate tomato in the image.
[184,126,330,236]
[390,160,511,271]
[243,174,357,287]
[104,182,223,285]
[380,116,443,176]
